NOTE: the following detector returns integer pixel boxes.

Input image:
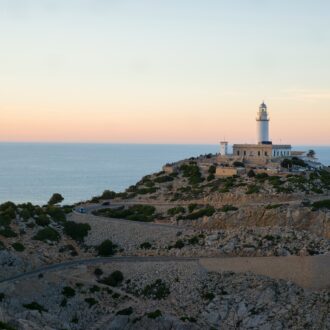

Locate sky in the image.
[0,0,329,145]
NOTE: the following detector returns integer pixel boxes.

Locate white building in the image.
[220,102,292,163]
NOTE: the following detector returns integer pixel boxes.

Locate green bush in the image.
[220,204,238,212]
[116,307,133,315]
[142,279,170,300]
[147,309,162,319]
[46,206,66,222]
[12,242,25,252]
[167,206,185,216]
[0,293,4,301]
[247,169,256,177]
[97,240,117,256]
[0,227,17,238]
[64,221,91,242]
[0,240,5,250]
[208,165,216,174]
[154,175,174,183]
[101,190,117,199]
[0,321,16,330]
[33,227,60,242]
[94,205,156,222]
[265,204,283,210]
[23,301,48,313]
[99,270,124,287]
[180,163,203,185]
[246,184,260,194]
[62,286,76,298]
[311,199,330,211]
[85,297,98,307]
[173,240,185,249]
[188,203,198,213]
[233,161,244,167]
[180,206,215,220]
[140,242,152,249]
[35,214,50,227]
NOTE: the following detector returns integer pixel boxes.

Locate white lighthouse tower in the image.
[256,102,271,144]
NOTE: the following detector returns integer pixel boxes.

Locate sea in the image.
[0,143,329,205]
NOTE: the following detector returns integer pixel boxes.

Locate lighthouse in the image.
[256,102,270,144]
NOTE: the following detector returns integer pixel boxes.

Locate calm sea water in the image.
[0,143,329,205]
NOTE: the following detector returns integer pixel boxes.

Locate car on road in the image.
[101,201,110,206]
[78,207,86,213]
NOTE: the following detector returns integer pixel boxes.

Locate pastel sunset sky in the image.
[0,0,329,145]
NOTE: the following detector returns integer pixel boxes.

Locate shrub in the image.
[246,184,260,194]
[94,205,156,222]
[89,285,100,293]
[311,199,330,211]
[247,169,256,178]
[0,293,4,301]
[62,286,76,298]
[84,297,98,307]
[180,164,203,185]
[97,240,117,256]
[64,221,91,242]
[220,204,238,212]
[48,193,64,205]
[33,227,60,242]
[0,321,16,330]
[181,206,215,220]
[154,175,174,183]
[173,240,185,249]
[140,242,152,249]
[23,301,48,313]
[147,310,162,319]
[35,214,50,227]
[101,190,117,199]
[167,206,185,216]
[265,204,283,210]
[0,240,5,250]
[116,307,133,316]
[208,165,216,174]
[142,279,170,300]
[0,227,17,238]
[46,206,66,222]
[12,242,25,252]
[188,203,198,213]
[99,270,124,287]
[233,161,244,167]
[188,236,199,245]
[202,292,215,300]
[94,268,103,276]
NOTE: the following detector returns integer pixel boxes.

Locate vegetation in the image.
[233,161,244,167]
[0,321,16,330]
[154,175,174,183]
[116,307,133,316]
[62,286,76,298]
[35,214,50,227]
[265,204,283,210]
[167,206,185,216]
[247,169,256,177]
[147,310,162,319]
[219,204,238,212]
[33,227,60,242]
[97,240,117,256]
[84,297,98,307]
[180,163,204,185]
[140,242,152,249]
[64,221,91,242]
[12,242,25,252]
[100,190,117,199]
[99,270,124,287]
[142,279,170,300]
[23,301,48,313]
[311,199,330,211]
[0,228,17,238]
[246,184,260,194]
[93,205,156,222]
[178,205,215,220]
[48,193,64,205]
